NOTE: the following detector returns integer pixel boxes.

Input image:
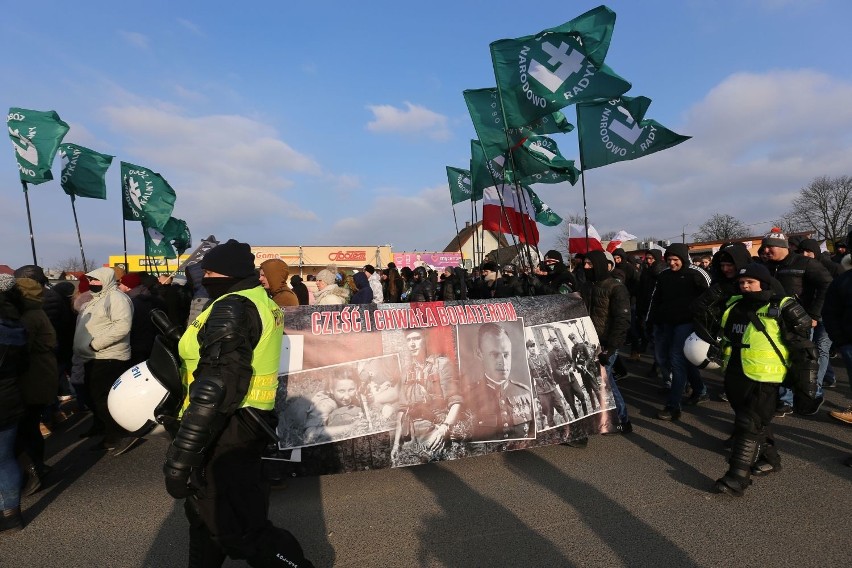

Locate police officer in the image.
[714,264,815,497]
[466,323,534,441]
[162,239,314,567]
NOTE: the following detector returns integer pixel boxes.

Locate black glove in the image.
[163,463,196,499]
[597,350,610,366]
[706,343,723,367]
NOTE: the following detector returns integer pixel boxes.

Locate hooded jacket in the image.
[649,244,711,325]
[16,278,58,405]
[580,251,630,350]
[260,259,299,307]
[73,266,134,361]
[637,249,663,321]
[0,291,26,427]
[692,244,753,341]
[350,272,374,304]
[763,250,832,320]
[290,275,310,305]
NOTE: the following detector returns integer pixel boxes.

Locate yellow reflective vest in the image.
[720,296,792,383]
[179,286,284,411]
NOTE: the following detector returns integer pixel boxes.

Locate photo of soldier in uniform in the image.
[390,328,466,467]
[457,320,536,442]
[528,320,614,423]
[524,337,569,431]
[276,354,402,449]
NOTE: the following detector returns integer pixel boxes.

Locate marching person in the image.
[713,264,816,497]
[163,239,314,567]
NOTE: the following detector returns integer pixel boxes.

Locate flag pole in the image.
[21,181,38,264]
[122,220,129,271]
[576,106,590,254]
[69,196,88,272]
[448,199,466,270]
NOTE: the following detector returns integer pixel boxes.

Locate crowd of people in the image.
[1,227,851,549]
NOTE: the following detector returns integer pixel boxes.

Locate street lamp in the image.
[681,224,689,244]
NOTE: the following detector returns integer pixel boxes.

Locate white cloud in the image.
[331,184,457,250]
[102,105,323,227]
[118,30,149,49]
[366,102,451,141]
[177,18,204,37]
[538,69,852,249]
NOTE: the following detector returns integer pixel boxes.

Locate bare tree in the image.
[781,175,852,242]
[772,210,812,234]
[692,213,748,242]
[52,256,98,274]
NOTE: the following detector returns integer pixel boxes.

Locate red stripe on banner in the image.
[568,236,604,253]
[606,240,622,253]
[482,203,539,244]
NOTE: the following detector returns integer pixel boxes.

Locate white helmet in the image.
[108,337,183,436]
[683,332,720,370]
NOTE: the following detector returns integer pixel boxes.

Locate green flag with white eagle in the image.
[446,166,473,204]
[162,217,192,255]
[59,143,113,200]
[525,186,562,226]
[142,223,178,259]
[7,107,70,185]
[489,5,630,128]
[463,87,573,168]
[121,161,177,230]
[508,134,581,186]
[576,95,690,170]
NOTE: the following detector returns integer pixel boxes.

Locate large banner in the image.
[392,252,463,271]
[270,295,617,476]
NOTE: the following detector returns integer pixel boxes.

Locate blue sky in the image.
[3,0,851,269]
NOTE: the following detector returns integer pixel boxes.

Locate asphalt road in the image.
[5,355,852,567]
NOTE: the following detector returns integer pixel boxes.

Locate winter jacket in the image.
[46,281,76,367]
[368,272,384,304]
[260,259,299,307]
[290,275,310,305]
[409,278,435,302]
[315,284,350,305]
[822,269,852,347]
[16,278,58,405]
[350,272,374,304]
[649,245,711,325]
[763,251,832,320]
[126,285,166,365]
[611,249,639,297]
[0,293,27,427]
[637,250,664,322]
[580,251,630,351]
[73,267,134,362]
[692,244,753,340]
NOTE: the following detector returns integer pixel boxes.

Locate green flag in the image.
[121,161,177,230]
[577,95,691,170]
[509,134,581,186]
[7,107,70,185]
[489,6,630,128]
[59,143,113,200]
[463,88,573,168]
[143,223,178,259]
[162,217,192,255]
[446,166,473,205]
[526,186,562,226]
[470,140,503,201]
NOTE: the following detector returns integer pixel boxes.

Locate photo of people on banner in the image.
[271,296,618,472]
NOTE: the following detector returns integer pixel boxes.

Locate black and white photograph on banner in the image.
[529,319,614,424]
[523,334,572,432]
[389,326,482,467]
[276,354,402,449]
[456,320,536,443]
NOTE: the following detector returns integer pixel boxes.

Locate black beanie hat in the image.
[738,263,772,289]
[201,239,256,278]
[481,261,498,272]
[797,238,821,256]
[544,250,563,263]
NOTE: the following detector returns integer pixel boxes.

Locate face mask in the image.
[484,272,497,282]
[88,284,103,293]
[202,276,238,299]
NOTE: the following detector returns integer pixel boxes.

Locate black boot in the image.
[0,507,24,533]
[714,435,759,497]
[20,465,42,497]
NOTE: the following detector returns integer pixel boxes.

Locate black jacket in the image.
[637,250,664,322]
[764,252,832,320]
[650,265,710,325]
[822,269,852,347]
[580,251,630,351]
